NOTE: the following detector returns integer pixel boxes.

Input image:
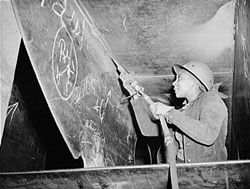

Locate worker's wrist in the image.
[164,107,174,116]
[164,107,174,123]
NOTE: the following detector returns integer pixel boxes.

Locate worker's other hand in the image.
[120,73,141,95]
[150,102,174,119]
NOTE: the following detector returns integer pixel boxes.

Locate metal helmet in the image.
[173,62,214,91]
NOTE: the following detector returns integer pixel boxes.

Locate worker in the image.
[150,62,228,163]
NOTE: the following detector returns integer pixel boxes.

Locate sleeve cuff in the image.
[165,108,179,124]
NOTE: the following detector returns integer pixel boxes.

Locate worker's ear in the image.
[199,85,207,92]
[195,79,206,92]
[191,76,205,92]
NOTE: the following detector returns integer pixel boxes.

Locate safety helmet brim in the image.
[172,64,210,91]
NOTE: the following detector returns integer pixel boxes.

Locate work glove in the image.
[150,102,174,119]
[120,73,143,97]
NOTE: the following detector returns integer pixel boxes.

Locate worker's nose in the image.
[173,78,177,87]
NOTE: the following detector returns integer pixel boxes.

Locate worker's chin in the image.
[175,91,183,98]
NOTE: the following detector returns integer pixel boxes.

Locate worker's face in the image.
[172,70,196,98]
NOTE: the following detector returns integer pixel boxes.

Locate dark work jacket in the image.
[165,91,228,163]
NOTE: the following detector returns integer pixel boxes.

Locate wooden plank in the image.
[11,0,136,167]
[231,0,250,159]
[134,72,232,100]
[0,160,250,189]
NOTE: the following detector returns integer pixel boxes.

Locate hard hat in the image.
[173,62,214,91]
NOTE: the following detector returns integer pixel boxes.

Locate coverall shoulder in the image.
[165,91,228,163]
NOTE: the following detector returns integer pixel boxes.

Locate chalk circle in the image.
[52,26,78,100]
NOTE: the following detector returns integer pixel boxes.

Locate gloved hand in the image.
[150,102,174,119]
[120,73,142,96]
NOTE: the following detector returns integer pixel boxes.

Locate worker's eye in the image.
[177,75,182,80]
